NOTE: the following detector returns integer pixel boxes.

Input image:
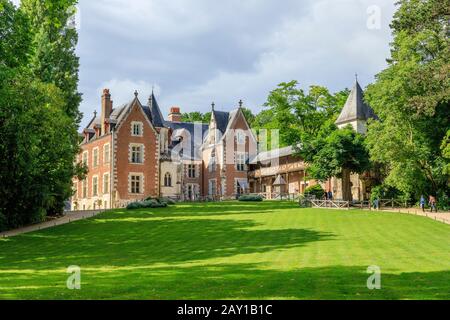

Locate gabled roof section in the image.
[147,92,165,128]
[165,121,209,161]
[335,80,377,126]
[212,110,230,134]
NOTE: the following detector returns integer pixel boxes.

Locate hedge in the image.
[238,195,264,202]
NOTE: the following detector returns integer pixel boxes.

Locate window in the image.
[209,157,216,172]
[103,144,110,164]
[164,173,172,187]
[93,148,99,168]
[82,151,88,165]
[236,153,246,171]
[130,175,142,194]
[130,144,143,164]
[188,165,196,178]
[103,173,110,194]
[82,179,88,198]
[236,130,246,144]
[131,122,143,136]
[209,179,217,196]
[92,176,98,197]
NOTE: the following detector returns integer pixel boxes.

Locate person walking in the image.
[373,197,380,211]
[419,195,426,212]
[328,191,333,201]
[429,195,437,213]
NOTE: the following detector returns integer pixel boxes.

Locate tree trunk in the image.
[342,168,353,202]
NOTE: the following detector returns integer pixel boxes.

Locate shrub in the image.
[160,197,176,205]
[238,195,263,202]
[126,202,145,210]
[304,185,325,199]
[127,200,168,210]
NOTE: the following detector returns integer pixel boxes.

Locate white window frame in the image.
[131,121,144,137]
[236,130,246,144]
[188,164,196,178]
[92,147,99,168]
[164,172,172,187]
[92,175,99,197]
[103,173,110,194]
[236,152,246,172]
[209,179,217,196]
[103,143,110,164]
[129,173,144,194]
[129,143,145,164]
[82,179,88,198]
[82,151,88,166]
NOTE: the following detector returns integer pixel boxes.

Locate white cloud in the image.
[71,0,397,126]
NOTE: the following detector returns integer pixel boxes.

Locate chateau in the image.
[71,79,376,210]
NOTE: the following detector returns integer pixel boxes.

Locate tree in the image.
[0,0,85,231]
[20,0,82,121]
[300,125,371,201]
[181,112,204,123]
[365,0,449,200]
[254,81,348,148]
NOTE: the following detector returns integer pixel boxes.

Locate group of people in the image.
[420,195,438,213]
[371,195,438,212]
[324,191,333,201]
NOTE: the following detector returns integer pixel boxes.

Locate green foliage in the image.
[127,199,169,210]
[181,108,255,126]
[365,0,449,200]
[238,195,263,202]
[253,81,348,149]
[303,185,325,199]
[0,0,83,231]
[20,0,82,121]
[0,0,31,68]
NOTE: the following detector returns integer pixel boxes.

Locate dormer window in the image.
[131,122,143,137]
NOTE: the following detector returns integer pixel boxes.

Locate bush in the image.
[126,202,145,210]
[304,185,325,199]
[127,200,168,210]
[161,197,176,205]
[238,195,263,202]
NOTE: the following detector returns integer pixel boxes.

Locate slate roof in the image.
[335,80,378,126]
[148,92,165,128]
[250,146,296,164]
[212,110,230,133]
[165,121,209,161]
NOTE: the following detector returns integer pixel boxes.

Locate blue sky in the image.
[13,0,396,128]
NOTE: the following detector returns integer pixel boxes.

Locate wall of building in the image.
[114,102,159,207]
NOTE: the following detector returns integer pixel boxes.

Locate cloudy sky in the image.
[14,0,397,128]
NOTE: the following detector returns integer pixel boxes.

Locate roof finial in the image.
[355,73,358,82]
[238,99,243,108]
[93,110,97,117]
[151,85,154,95]
[211,102,215,111]
[134,90,139,97]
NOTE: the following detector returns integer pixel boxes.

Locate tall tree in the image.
[301,125,371,201]
[254,81,348,149]
[20,0,82,121]
[365,0,449,199]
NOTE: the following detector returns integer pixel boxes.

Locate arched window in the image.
[164,172,172,187]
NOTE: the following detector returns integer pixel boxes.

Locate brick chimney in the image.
[101,89,113,135]
[168,106,182,122]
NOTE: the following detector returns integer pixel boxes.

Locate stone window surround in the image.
[128,172,144,195]
[129,143,145,164]
[92,147,99,168]
[131,121,144,137]
[82,151,88,166]
[103,173,110,194]
[103,143,111,164]
[92,175,99,197]
[82,179,88,199]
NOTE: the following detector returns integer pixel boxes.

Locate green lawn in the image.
[0,201,449,300]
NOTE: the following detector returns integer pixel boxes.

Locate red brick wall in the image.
[114,101,159,203]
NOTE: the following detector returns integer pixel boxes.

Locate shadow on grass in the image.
[0,213,334,268]
[2,263,448,300]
